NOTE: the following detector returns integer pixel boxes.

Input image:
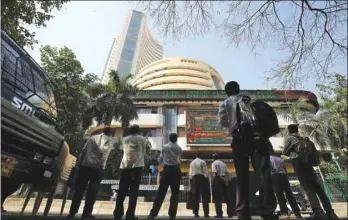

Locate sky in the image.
[26,1,347,94]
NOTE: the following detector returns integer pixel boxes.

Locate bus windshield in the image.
[1,30,58,122]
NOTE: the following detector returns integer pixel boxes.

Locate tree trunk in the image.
[105,111,113,126]
[121,122,130,137]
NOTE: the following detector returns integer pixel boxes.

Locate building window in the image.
[211,75,222,89]
[137,107,158,114]
[140,128,157,137]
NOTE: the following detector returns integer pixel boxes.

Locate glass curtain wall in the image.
[116,11,143,77]
[163,106,177,144]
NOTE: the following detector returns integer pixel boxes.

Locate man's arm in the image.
[211,162,217,174]
[77,139,90,166]
[282,137,293,156]
[218,102,230,128]
[189,162,193,179]
[282,161,288,175]
[158,150,164,165]
[202,161,208,178]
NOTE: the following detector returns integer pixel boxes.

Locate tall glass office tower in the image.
[101,10,163,84]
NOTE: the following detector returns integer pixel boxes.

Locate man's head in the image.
[224,81,240,96]
[129,124,141,135]
[196,152,202,158]
[287,124,299,134]
[169,133,178,143]
[212,153,219,161]
[103,126,113,137]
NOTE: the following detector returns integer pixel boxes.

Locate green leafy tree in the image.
[319,161,340,177]
[1,0,69,49]
[40,45,98,155]
[138,1,347,88]
[277,73,347,151]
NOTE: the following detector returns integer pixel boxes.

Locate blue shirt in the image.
[270,155,287,175]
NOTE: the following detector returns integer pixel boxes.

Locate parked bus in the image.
[1,29,65,211]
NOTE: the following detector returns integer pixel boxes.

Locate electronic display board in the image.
[186,110,232,146]
[134,90,318,102]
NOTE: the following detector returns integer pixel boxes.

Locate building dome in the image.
[132,57,225,90]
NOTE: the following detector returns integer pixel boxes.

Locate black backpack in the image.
[237,96,261,140]
[250,99,280,138]
[295,137,320,166]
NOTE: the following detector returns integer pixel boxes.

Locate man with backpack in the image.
[218,81,277,220]
[283,124,339,220]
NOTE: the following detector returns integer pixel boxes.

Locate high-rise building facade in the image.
[101,10,163,84]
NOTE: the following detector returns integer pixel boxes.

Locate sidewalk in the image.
[3,197,348,219]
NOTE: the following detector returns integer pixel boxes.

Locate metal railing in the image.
[324,175,348,203]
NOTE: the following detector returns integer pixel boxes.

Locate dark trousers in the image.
[69,166,103,215]
[1,178,21,210]
[212,176,234,217]
[191,175,210,216]
[231,132,277,218]
[113,167,142,220]
[271,173,300,215]
[292,159,333,214]
[150,165,181,218]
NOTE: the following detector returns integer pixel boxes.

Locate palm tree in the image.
[83,70,138,134]
[276,73,347,151]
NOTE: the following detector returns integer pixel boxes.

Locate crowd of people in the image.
[65,81,340,220]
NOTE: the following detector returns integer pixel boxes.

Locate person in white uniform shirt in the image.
[148,133,183,220]
[211,153,234,218]
[113,124,151,220]
[189,152,210,218]
[66,127,114,220]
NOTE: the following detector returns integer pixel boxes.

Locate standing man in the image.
[66,127,114,220]
[113,124,151,220]
[218,81,277,220]
[269,148,302,218]
[189,152,210,218]
[147,133,183,220]
[211,153,234,218]
[283,124,339,220]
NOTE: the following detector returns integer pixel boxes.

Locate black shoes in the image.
[327,212,339,220]
[81,214,96,220]
[261,214,279,220]
[147,215,156,220]
[65,214,75,220]
[237,215,252,220]
[306,211,327,220]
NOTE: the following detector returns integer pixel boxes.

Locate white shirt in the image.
[80,133,113,170]
[189,158,208,178]
[212,160,228,177]
[158,142,182,166]
[120,134,151,169]
[218,95,244,134]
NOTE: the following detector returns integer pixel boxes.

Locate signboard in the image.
[134,90,318,102]
[186,110,232,146]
